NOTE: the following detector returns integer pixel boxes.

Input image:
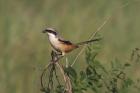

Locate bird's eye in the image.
[42,28,57,35]
[52,31,57,35]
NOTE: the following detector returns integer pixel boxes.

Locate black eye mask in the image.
[42,28,57,35]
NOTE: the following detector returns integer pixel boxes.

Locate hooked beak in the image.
[42,29,48,33]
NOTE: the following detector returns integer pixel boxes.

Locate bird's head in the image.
[42,28,57,37]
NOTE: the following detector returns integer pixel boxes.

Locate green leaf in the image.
[40,88,50,93]
[86,66,92,76]
[124,78,134,87]
[80,71,86,81]
[124,63,131,67]
[91,87,98,92]
[64,66,77,79]
[56,85,65,93]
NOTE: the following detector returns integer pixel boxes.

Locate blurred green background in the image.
[0,0,140,93]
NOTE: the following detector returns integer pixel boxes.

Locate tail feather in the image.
[76,38,101,46]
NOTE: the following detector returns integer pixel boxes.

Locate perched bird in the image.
[42,28,100,56]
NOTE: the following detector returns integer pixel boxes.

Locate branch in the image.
[71,2,130,67]
[71,15,111,67]
[40,50,72,93]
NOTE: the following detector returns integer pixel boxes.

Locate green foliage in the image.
[54,44,140,93]
[55,85,65,93]
[64,66,77,80]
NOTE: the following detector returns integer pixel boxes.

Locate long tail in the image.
[76,38,101,46]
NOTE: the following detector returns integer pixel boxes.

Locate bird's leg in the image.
[56,52,64,59]
[51,51,64,62]
[54,51,65,57]
[51,50,59,62]
[56,52,63,56]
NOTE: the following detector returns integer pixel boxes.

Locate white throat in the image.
[48,33,56,38]
[48,33,60,48]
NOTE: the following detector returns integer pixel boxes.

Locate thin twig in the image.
[40,50,64,92]
[65,74,72,93]
[40,62,52,91]
[71,2,130,67]
[71,16,111,67]
[54,65,61,86]
[65,57,69,68]
[56,63,73,93]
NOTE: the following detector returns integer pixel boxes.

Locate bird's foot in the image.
[51,51,64,62]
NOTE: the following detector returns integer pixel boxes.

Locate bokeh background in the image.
[0,0,140,93]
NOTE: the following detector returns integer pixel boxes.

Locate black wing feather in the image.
[58,39,73,45]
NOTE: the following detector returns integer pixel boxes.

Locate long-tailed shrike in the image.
[42,28,100,56]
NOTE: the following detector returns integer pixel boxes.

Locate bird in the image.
[42,28,101,56]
